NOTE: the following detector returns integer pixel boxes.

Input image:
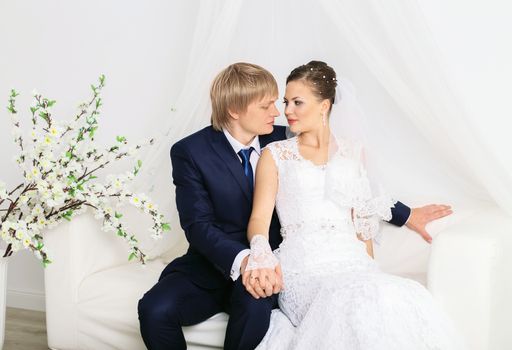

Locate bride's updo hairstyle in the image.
[286,60,338,112]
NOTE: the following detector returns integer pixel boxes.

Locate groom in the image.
[138,62,452,350]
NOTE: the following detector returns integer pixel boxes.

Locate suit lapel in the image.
[209,129,253,203]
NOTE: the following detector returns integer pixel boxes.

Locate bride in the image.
[244,61,465,349]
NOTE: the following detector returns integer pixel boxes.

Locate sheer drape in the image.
[130,0,511,258]
[318,0,512,214]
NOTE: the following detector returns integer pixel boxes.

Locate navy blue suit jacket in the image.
[168,125,410,289]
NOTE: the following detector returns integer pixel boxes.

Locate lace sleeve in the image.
[326,138,395,241]
[352,145,395,241]
[264,142,280,169]
[352,191,395,241]
[264,138,301,169]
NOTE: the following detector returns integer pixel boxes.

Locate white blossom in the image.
[94,209,104,220]
[143,201,157,213]
[10,241,21,253]
[130,195,142,208]
[22,238,32,248]
[37,216,48,227]
[34,250,43,260]
[43,135,53,146]
[19,194,29,205]
[31,204,44,217]
[103,206,114,216]
[87,194,100,206]
[101,221,115,233]
[127,146,138,157]
[29,167,41,180]
[48,126,61,137]
[0,229,8,242]
[0,181,7,199]
[149,227,162,240]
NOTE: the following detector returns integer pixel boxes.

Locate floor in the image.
[4,307,48,350]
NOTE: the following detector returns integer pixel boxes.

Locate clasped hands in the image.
[241,234,283,299]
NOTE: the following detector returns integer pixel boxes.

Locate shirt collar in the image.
[223,129,261,156]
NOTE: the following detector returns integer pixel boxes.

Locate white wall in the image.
[0,0,200,311]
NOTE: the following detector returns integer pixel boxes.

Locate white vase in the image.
[0,255,8,350]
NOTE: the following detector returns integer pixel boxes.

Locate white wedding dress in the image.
[256,136,464,350]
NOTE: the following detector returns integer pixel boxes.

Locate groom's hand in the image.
[406,204,453,243]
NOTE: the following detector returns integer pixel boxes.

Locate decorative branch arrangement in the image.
[0,76,169,265]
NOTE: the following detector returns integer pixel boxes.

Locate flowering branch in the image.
[0,76,169,265]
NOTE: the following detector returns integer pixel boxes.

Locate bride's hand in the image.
[242,264,284,299]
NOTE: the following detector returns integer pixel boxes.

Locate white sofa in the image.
[44,205,512,350]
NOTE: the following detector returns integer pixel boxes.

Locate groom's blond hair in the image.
[210,62,278,131]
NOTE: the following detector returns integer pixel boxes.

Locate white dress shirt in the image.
[223,129,260,281]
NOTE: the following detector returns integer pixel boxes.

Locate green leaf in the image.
[116,136,126,143]
[77,184,84,191]
[66,151,73,159]
[30,106,38,115]
[117,229,125,237]
[77,128,85,142]
[114,212,123,219]
[43,259,52,267]
[99,74,105,86]
[161,223,171,231]
[137,160,142,168]
[47,100,57,107]
[38,111,49,122]
[128,252,136,261]
[89,126,98,139]
[87,175,98,181]
[61,210,73,221]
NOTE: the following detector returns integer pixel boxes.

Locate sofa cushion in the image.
[77,259,226,349]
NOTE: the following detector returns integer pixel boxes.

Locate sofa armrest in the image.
[44,212,138,349]
[428,207,512,350]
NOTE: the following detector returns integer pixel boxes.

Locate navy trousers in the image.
[138,269,278,350]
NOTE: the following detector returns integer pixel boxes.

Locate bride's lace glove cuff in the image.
[245,234,279,271]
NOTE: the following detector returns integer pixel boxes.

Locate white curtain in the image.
[319,0,512,215]
[2,0,511,266]
[126,0,512,258]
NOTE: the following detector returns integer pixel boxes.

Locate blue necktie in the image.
[238,147,254,192]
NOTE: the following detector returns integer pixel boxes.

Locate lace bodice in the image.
[265,136,394,241]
